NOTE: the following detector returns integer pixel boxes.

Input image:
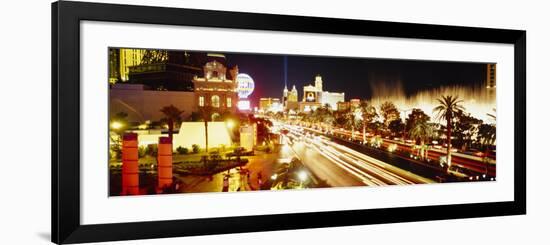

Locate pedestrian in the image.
[257,172,263,188]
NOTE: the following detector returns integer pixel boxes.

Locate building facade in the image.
[192,55,239,119]
[259,97,283,113]
[486,63,496,89]
[293,75,345,112]
[321,91,345,110]
[109,83,195,123]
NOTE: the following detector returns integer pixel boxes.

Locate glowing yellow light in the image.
[226,120,235,129]
[298,171,308,182]
[111,121,123,130]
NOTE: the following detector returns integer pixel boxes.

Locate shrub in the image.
[146,144,158,156]
[110,144,122,160]
[176,146,189,155]
[192,144,200,154]
[138,145,147,158]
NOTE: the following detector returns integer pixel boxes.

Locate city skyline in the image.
[108,47,497,197]
[224,52,490,103]
[109,47,491,105]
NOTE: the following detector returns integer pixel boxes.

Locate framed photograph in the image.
[52,1,526,244]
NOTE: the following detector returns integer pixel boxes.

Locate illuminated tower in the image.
[315,74,323,91]
[119,48,146,82]
[108,49,120,84]
[486,64,496,89]
[289,85,298,102]
[282,85,289,107]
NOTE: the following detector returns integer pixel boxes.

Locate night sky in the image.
[190,50,488,106]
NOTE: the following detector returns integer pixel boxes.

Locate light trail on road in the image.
[281,123,433,187]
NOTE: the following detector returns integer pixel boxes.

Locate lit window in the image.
[212,95,220,108]
[198,96,205,107]
[227,97,232,108]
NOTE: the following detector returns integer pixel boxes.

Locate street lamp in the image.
[297,170,308,188]
[226,119,235,129]
[110,121,123,130]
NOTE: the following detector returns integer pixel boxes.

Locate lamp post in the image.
[400,108,413,143]
[297,170,308,188]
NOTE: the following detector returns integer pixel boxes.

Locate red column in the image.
[157,137,173,191]
[121,133,139,195]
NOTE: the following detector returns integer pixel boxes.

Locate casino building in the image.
[110,52,243,122]
[192,54,240,118]
[284,75,345,112]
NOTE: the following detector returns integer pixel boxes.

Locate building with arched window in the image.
[192,54,239,117]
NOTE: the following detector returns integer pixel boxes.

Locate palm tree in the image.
[198,106,213,153]
[478,110,496,175]
[344,107,359,140]
[409,121,436,160]
[160,105,184,141]
[358,101,377,144]
[318,104,334,132]
[433,95,465,168]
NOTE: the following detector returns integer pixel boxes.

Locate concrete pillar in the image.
[121,133,139,195]
[157,137,173,191]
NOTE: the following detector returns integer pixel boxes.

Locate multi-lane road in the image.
[318,126,496,177]
[281,124,434,187]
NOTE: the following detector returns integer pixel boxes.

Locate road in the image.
[299,124,496,178]
[281,124,434,187]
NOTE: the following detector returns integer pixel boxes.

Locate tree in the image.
[433,95,465,168]
[333,111,348,130]
[409,120,436,160]
[453,111,482,151]
[198,106,214,153]
[379,101,400,127]
[358,101,377,143]
[405,109,430,140]
[316,104,335,132]
[388,119,405,137]
[160,105,184,141]
[344,107,360,140]
[478,110,496,175]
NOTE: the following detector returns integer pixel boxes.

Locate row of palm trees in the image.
[292,95,496,166]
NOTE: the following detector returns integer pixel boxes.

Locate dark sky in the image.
[192,51,488,106]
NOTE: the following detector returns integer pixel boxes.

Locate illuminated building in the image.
[108,48,204,91]
[130,50,203,91]
[108,48,146,83]
[486,63,496,89]
[239,124,257,151]
[108,49,121,84]
[298,75,345,112]
[337,99,361,112]
[110,83,195,123]
[321,91,345,110]
[288,85,298,102]
[192,54,239,118]
[350,99,361,108]
[259,98,283,113]
[299,75,323,112]
[119,48,146,82]
[138,122,233,150]
[283,85,300,111]
[337,101,350,111]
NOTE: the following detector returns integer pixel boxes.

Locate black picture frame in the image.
[52,1,526,244]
